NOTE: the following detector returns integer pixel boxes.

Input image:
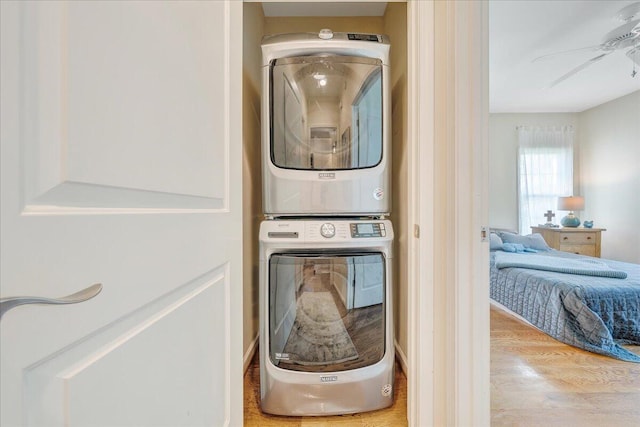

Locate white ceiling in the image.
[260,1,640,113]
[490,0,640,113]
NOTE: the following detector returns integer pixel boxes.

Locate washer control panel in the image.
[350,222,386,238]
[262,220,392,243]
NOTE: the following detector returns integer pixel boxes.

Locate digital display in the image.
[348,33,380,42]
[357,224,375,234]
[351,222,385,238]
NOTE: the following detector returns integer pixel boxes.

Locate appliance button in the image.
[318,29,334,40]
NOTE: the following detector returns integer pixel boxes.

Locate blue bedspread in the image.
[494,251,628,279]
[490,250,640,362]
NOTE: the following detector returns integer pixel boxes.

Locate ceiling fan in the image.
[533,2,640,87]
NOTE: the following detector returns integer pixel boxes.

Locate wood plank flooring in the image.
[491,302,640,426]
[244,303,640,426]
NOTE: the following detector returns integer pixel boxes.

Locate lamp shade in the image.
[557,196,584,212]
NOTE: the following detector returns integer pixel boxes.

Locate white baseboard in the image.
[243,334,259,374]
[490,299,536,328]
[394,340,408,376]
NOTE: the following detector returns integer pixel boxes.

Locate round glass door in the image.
[268,252,386,372]
[270,55,383,171]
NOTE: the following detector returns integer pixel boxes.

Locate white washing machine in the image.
[261,31,392,216]
[259,219,394,416]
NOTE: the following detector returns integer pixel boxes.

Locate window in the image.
[517,126,574,235]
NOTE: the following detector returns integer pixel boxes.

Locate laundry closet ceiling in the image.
[262,2,388,17]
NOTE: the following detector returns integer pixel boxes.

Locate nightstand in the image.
[530,226,606,258]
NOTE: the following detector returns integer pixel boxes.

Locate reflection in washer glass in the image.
[270,56,383,171]
[268,253,385,372]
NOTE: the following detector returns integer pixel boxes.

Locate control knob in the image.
[320,223,336,238]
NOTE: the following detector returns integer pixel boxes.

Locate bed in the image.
[489,231,640,362]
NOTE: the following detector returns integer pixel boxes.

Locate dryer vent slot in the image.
[268,232,299,238]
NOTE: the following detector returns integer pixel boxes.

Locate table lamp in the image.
[557,196,584,227]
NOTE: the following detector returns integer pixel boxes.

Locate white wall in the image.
[384,2,408,369]
[242,2,264,364]
[579,91,640,263]
[488,113,579,231]
[489,91,640,263]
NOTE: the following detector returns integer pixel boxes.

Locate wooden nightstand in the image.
[530,226,606,258]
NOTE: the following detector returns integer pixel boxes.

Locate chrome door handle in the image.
[0,283,102,320]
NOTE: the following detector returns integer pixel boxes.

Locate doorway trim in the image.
[407,1,490,425]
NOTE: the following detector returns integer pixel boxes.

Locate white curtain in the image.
[517,126,574,235]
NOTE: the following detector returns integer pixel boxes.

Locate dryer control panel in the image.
[350,222,386,238]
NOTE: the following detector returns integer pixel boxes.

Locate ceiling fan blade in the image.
[616,2,640,22]
[532,45,603,62]
[549,52,612,88]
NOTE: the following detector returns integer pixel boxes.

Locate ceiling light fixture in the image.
[313,74,327,87]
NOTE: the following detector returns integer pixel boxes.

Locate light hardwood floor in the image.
[491,302,640,426]
[245,304,640,426]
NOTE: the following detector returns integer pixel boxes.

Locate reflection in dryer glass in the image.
[270,56,382,170]
[268,253,385,372]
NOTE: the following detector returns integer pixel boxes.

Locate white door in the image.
[352,255,384,309]
[0,1,242,426]
[283,76,306,168]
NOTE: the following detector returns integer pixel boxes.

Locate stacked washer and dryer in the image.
[259,30,394,416]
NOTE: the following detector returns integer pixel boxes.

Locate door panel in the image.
[269,258,297,356]
[283,76,306,169]
[353,254,384,309]
[0,1,242,426]
[353,72,382,168]
[24,268,228,427]
[22,1,226,211]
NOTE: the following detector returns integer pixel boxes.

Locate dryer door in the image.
[270,56,383,171]
[268,252,386,372]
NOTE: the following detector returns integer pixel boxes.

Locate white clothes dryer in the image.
[259,218,394,416]
[261,31,392,216]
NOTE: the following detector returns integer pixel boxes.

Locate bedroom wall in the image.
[488,113,579,232]
[489,91,639,263]
[579,90,640,264]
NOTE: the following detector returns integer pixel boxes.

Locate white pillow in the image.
[489,233,503,251]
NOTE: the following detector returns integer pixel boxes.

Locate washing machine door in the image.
[270,56,383,171]
[268,252,386,372]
